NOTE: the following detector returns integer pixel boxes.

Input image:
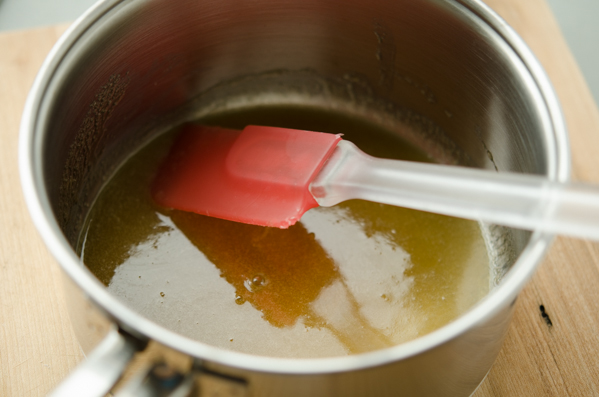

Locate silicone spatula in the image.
[152,124,599,240]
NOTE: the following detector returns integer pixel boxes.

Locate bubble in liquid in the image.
[244,275,267,292]
[235,295,245,305]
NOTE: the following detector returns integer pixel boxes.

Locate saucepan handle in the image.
[47,324,245,396]
[48,327,141,397]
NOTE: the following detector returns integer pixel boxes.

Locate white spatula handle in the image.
[310,141,599,240]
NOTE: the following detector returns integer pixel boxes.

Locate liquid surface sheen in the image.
[80,106,489,358]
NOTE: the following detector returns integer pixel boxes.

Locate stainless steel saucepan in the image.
[20,0,568,395]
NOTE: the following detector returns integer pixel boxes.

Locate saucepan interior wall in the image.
[41,0,549,282]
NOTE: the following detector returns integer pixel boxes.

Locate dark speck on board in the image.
[539,305,553,327]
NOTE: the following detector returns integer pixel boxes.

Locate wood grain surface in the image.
[0,25,84,396]
[1,0,598,395]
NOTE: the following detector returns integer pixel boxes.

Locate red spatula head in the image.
[152,125,341,228]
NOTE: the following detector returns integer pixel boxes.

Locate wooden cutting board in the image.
[1,1,598,395]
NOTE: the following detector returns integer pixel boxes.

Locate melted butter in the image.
[79,106,489,357]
